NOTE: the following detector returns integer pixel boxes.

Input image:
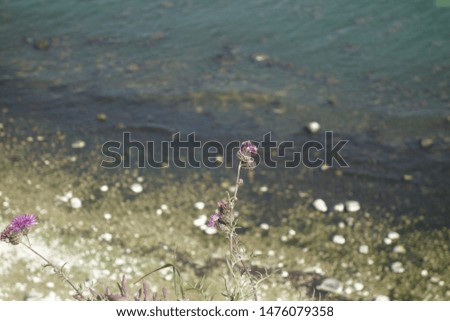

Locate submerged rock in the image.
[305,121,320,134]
[420,138,434,148]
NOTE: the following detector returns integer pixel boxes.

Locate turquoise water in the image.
[0,0,449,223]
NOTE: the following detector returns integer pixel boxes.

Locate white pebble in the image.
[130,183,143,193]
[46,282,55,288]
[194,202,205,210]
[99,233,113,242]
[391,261,405,273]
[281,271,289,278]
[421,270,428,277]
[281,235,288,242]
[333,203,345,212]
[313,198,327,212]
[305,121,320,134]
[204,227,217,235]
[388,231,400,240]
[193,215,207,227]
[375,295,390,301]
[288,229,296,236]
[114,258,125,265]
[103,213,112,220]
[393,245,406,254]
[384,238,392,245]
[71,140,86,149]
[332,235,346,245]
[260,223,270,230]
[268,250,275,257]
[259,186,268,193]
[160,204,169,211]
[359,244,369,254]
[354,282,364,291]
[156,209,163,216]
[100,185,109,192]
[70,197,82,209]
[345,200,360,212]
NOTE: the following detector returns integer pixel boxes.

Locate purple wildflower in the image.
[240,141,258,156]
[10,215,37,233]
[1,214,37,245]
[208,212,221,228]
[0,225,15,242]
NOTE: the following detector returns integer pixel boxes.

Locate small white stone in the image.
[99,233,113,242]
[193,215,207,227]
[359,244,369,254]
[156,209,163,216]
[375,295,390,301]
[393,245,406,254]
[260,223,270,230]
[305,121,320,134]
[384,237,392,245]
[3,201,9,208]
[130,183,143,193]
[268,250,275,257]
[114,258,125,265]
[438,280,445,286]
[70,197,82,209]
[354,282,364,291]
[388,231,400,240]
[164,274,173,281]
[344,287,353,295]
[420,270,428,277]
[345,200,360,212]
[333,235,346,245]
[259,186,269,193]
[46,282,55,288]
[204,227,217,235]
[288,229,296,236]
[103,213,112,220]
[391,261,405,273]
[194,202,205,210]
[160,204,169,211]
[317,278,343,294]
[100,185,109,192]
[281,271,289,278]
[333,203,345,212]
[253,53,269,62]
[71,140,86,149]
[137,176,144,183]
[281,235,288,242]
[313,198,327,212]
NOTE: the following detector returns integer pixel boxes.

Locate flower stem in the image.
[21,242,85,300]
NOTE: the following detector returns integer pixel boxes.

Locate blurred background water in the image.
[0,0,449,299]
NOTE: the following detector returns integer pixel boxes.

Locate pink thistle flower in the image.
[208,212,221,228]
[240,140,258,156]
[1,214,37,245]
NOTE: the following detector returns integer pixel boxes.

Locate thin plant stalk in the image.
[20,241,85,300]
